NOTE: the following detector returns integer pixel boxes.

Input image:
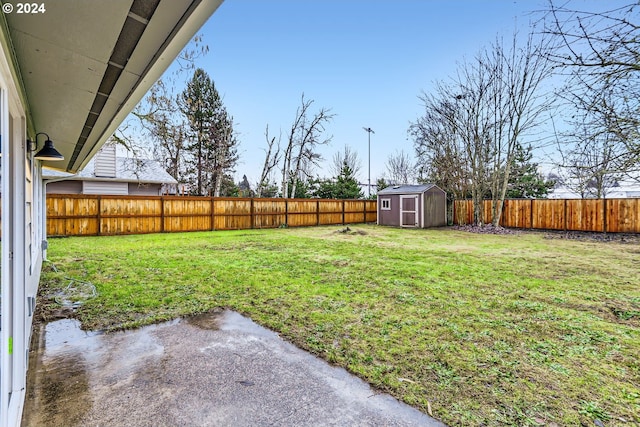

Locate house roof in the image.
[1,0,222,173]
[377,184,440,195]
[43,157,177,185]
[548,183,640,199]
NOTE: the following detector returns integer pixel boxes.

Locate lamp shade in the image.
[34,139,64,161]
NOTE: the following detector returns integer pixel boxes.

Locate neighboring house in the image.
[0,2,221,426]
[45,143,179,196]
[548,182,640,199]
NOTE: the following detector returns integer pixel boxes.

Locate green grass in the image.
[39,225,640,426]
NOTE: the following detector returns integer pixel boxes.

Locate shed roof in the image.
[377,184,440,195]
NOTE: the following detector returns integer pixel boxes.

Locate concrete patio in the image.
[23,310,444,427]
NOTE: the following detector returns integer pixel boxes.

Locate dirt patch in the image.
[559,300,640,327]
[451,224,521,235]
[335,226,368,236]
[453,225,640,243]
[185,309,225,330]
[542,230,640,244]
[35,263,96,325]
[35,304,76,324]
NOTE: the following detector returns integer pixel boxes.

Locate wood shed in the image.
[377,184,446,228]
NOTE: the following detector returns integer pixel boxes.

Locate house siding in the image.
[46,181,164,196]
[46,180,83,194]
[94,142,116,178]
[83,181,128,195]
[128,182,162,196]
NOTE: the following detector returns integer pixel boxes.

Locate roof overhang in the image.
[377,184,439,196]
[1,0,222,173]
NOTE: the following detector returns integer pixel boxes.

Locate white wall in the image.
[1,36,44,427]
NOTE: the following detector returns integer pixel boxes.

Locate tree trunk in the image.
[197,133,203,196]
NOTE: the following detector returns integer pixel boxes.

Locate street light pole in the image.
[363,127,374,197]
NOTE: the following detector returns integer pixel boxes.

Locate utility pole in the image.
[362,127,374,197]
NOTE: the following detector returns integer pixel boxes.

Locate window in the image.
[381,198,391,210]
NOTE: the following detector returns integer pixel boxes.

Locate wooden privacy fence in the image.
[45,194,378,237]
[453,198,640,233]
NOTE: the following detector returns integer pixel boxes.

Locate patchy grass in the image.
[40,225,640,426]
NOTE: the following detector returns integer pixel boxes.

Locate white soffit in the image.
[4,0,223,172]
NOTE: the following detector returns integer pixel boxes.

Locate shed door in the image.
[400,195,419,227]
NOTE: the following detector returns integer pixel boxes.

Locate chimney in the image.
[94,142,117,178]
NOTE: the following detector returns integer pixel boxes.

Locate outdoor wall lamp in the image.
[29,132,64,161]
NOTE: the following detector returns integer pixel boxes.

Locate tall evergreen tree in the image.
[376,177,389,192]
[180,68,238,196]
[506,144,555,198]
[286,176,312,198]
[313,161,364,199]
[238,174,253,197]
[334,161,364,199]
[219,174,240,197]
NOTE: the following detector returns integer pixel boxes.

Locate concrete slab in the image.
[23,310,445,427]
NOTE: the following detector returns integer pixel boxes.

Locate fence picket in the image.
[453,198,639,233]
[40,195,377,236]
[0,195,636,237]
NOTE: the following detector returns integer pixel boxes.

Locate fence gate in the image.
[400,195,419,227]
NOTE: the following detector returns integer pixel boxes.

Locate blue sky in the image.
[146,0,618,187]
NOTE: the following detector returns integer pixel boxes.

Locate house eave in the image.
[3,0,223,173]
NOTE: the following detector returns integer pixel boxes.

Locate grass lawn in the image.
[39,225,639,426]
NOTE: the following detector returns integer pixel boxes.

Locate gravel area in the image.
[542,230,640,244]
[451,224,521,235]
[452,224,639,243]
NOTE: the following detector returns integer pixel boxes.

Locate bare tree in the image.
[385,150,416,185]
[544,1,640,181]
[133,79,188,183]
[331,145,362,178]
[556,114,625,199]
[256,125,282,198]
[411,29,553,226]
[280,94,334,198]
[411,90,476,224]
[487,32,554,225]
[115,34,209,188]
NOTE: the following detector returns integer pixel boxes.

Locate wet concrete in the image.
[23,310,444,427]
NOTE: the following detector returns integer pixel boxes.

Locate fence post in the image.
[251,198,255,229]
[453,200,456,225]
[211,197,216,231]
[603,198,608,234]
[285,199,289,227]
[160,196,165,233]
[564,199,568,231]
[96,195,102,236]
[342,200,345,225]
[316,200,320,226]
[530,199,534,229]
